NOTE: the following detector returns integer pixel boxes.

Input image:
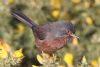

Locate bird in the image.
[11,10,78,54]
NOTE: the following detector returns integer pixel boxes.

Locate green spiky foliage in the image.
[0,0,100,67]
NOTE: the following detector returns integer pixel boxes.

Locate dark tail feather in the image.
[11,10,37,28]
[11,10,45,39]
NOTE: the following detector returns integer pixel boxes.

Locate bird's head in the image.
[65,23,79,39]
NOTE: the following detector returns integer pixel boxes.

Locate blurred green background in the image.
[0,0,100,67]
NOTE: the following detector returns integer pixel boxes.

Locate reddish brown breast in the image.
[35,36,69,53]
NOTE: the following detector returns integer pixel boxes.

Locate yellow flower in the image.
[32,65,39,67]
[0,39,11,52]
[85,17,93,25]
[0,40,11,58]
[81,56,87,65]
[98,57,100,64]
[51,9,60,18]
[71,0,80,5]
[37,54,44,64]
[13,48,24,58]
[16,23,24,33]
[72,37,79,46]
[90,60,98,67]
[63,52,73,66]
[84,1,91,8]
[37,52,57,65]
[0,47,8,58]
[8,0,15,5]
[50,0,62,9]
[37,52,50,64]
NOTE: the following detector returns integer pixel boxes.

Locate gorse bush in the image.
[0,0,100,67]
[0,40,24,67]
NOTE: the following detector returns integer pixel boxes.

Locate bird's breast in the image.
[35,36,68,53]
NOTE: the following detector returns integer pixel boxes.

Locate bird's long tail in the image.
[11,10,38,28]
[11,10,45,40]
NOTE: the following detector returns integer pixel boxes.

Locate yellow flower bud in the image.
[85,17,93,25]
[81,56,87,65]
[16,23,24,33]
[90,60,98,67]
[13,48,24,58]
[37,54,44,64]
[63,53,73,66]
[72,37,78,45]
[51,10,60,18]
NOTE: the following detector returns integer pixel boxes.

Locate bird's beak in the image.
[70,34,79,39]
